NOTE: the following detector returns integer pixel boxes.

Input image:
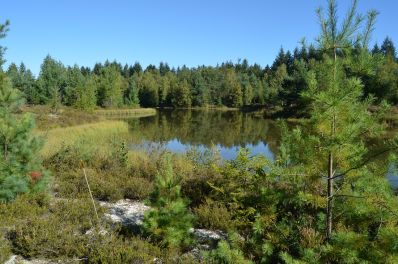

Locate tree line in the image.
[4,36,398,114]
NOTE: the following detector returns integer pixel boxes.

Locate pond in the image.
[125,109,398,187]
[126,109,280,160]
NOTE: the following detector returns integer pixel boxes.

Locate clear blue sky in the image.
[1,0,397,76]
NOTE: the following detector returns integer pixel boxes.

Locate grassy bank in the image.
[22,105,156,130]
[94,108,156,117]
[38,121,130,159]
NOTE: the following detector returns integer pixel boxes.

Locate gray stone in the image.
[4,255,73,264]
[99,199,150,229]
[99,199,227,247]
[192,228,227,246]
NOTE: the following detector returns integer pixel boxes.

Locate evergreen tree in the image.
[64,65,85,106]
[380,37,397,59]
[0,22,47,202]
[74,76,97,111]
[311,0,381,239]
[37,55,66,110]
[191,71,209,106]
[143,154,194,248]
[18,63,36,104]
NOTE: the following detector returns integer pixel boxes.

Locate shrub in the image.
[86,235,161,264]
[0,236,12,263]
[194,199,236,232]
[8,198,101,259]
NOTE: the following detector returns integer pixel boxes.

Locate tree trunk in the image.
[326,47,337,241]
[326,152,333,240]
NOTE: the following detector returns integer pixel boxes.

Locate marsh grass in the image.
[94,108,156,118]
[23,105,104,130]
[38,121,130,159]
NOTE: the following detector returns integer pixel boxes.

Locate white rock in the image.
[4,255,61,264]
[192,228,227,245]
[99,199,227,247]
[99,199,151,227]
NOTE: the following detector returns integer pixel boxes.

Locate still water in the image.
[126,109,280,160]
[125,109,398,187]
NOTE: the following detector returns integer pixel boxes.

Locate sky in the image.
[1,0,397,76]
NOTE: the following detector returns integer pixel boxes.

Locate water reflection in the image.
[126,109,398,187]
[126,109,280,160]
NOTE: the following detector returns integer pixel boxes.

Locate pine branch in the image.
[331,146,398,180]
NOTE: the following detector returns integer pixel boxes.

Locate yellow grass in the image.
[94,108,156,117]
[38,121,130,159]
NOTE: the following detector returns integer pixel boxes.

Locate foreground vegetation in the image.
[2,0,398,263]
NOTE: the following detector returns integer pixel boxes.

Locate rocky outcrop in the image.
[4,255,70,264]
[99,199,227,247]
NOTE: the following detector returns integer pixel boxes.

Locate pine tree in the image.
[143,154,194,249]
[0,23,48,201]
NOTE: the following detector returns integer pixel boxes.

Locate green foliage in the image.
[138,71,159,107]
[223,69,243,107]
[36,55,66,109]
[125,74,140,106]
[143,154,195,249]
[194,198,235,231]
[0,20,10,68]
[171,79,192,107]
[74,75,97,111]
[207,149,271,231]
[96,65,126,108]
[0,72,48,202]
[206,233,252,264]
[6,63,37,104]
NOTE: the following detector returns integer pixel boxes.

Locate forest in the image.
[2,0,398,263]
[4,35,398,114]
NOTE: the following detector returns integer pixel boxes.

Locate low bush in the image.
[9,198,101,259]
[86,235,161,264]
[0,236,12,263]
[194,199,236,232]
